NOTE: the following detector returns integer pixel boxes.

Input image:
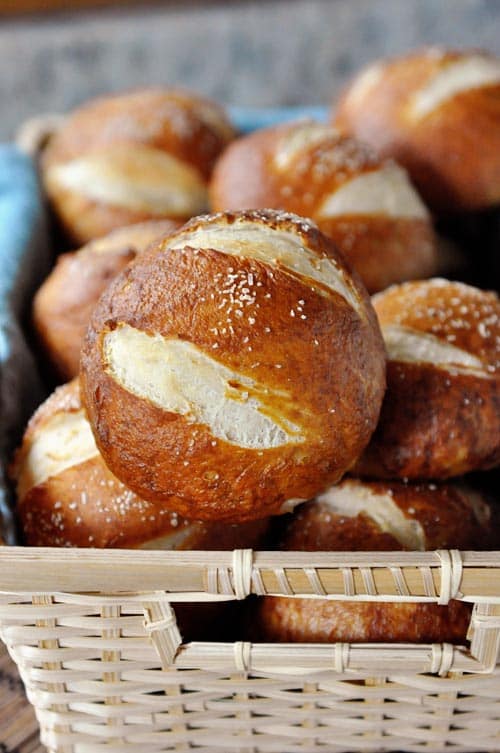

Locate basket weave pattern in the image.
[1,548,500,752]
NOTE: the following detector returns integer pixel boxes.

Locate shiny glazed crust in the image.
[13,380,269,549]
[41,88,236,244]
[277,479,494,552]
[13,386,253,643]
[81,209,386,522]
[33,220,180,381]
[334,48,500,212]
[258,598,471,644]
[356,279,500,479]
[210,122,437,293]
[317,216,436,295]
[253,478,493,644]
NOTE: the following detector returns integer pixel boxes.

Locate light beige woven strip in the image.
[274,568,294,595]
[233,641,252,674]
[231,549,253,600]
[390,567,410,597]
[334,643,350,673]
[250,568,266,596]
[419,565,437,598]
[430,644,455,676]
[2,548,500,601]
[142,598,182,670]
[342,567,355,597]
[304,568,326,596]
[468,603,500,672]
[437,549,463,605]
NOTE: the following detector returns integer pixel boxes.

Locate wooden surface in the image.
[0,640,44,753]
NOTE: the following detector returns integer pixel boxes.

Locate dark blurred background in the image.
[1,0,500,140]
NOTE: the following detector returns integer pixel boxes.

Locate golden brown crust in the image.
[278,479,494,552]
[334,48,500,212]
[210,122,382,212]
[253,477,492,644]
[18,461,269,549]
[355,360,500,479]
[41,88,236,244]
[318,216,436,294]
[45,195,170,249]
[210,122,437,293]
[257,598,472,644]
[373,279,500,370]
[33,220,180,380]
[81,209,386,522]
[44,89,235,178]
[13,380,269,549]
[356,280,500,479]
[13,379,258,643]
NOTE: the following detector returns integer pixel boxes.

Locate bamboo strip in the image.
[1,549,500,599]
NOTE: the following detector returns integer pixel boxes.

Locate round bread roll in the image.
[255,478,494,644]
[81,209,386,522]
[41,88,236,244]
[12,379,269,549]
[33,220,180,381]
[210,121,438,293]
[334,48,500,213]
[355,279,500,480]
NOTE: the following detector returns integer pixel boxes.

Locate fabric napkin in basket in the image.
[0,145,52,544]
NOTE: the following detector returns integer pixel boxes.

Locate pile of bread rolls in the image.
[8,48,500,646]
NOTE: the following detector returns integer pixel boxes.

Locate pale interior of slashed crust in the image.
[17,410,98,500]
[383,324,490,376]
[343,63,386,107]
[46,143,208,216]
[279,497,308,514]
[317,481,426,550]
[104,325,305,449]
[273,123,338,170]
[411,54,500,118]
[167,223,363,315]
[318,164,429,220]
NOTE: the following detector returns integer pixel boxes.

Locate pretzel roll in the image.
[210,121,437,293]
[81,209,386,522]
[355,279,500,480]
[13,380,269,549]
[33,220,181,381]
[334,48,500,213]
[255,478,493,644]
[41,89,236,244]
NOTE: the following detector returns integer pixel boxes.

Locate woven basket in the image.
[1,116,500,753]
[1,548,500,752]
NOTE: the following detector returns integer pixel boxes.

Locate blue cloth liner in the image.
[0,106,328,544]
[229,105,328,132]
[0,145,52,542]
